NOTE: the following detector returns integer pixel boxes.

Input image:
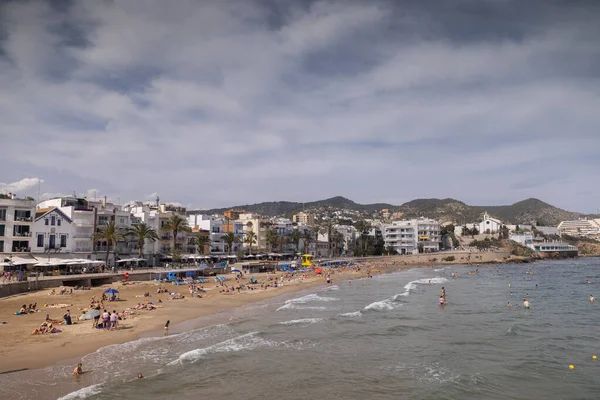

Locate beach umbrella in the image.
[231,269,241,273]
[104,288,119,294]
[80,309,101,320]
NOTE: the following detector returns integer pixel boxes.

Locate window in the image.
[60,235,67,248]
[37,234,44,248]
[57,219,61,226]
[0,209,6,221]
[0,225,4,236]
[51,216,56,226]
[45,219,49,226]
[0,241,3,252]
[49,235,56,249]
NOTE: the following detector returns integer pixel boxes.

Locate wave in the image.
[338,311,362,317]
[364,299,395,311]
[276,303,328,311]
[327,285,340,291]
[393,276,448,299]
[57,384,103,400]
[434,268,445,272]
[171,332,277,364]
[279,318,324,325]
[285,293,339,304]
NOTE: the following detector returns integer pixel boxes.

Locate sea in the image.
[2,257,600,400]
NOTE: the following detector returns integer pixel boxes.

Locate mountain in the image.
[196,196,397,217]
[193,196,585,226]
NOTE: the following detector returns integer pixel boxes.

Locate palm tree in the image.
[278,235,289,253]
[192,233,210,255]
[290,229,302,254]
[316,218,336,258]
[94,221,125,265]
[266,228,279,253]
[331,230,345,257]
[354,219,372,256]
[301,230,313,254]
[222,231,239,255]
[126,222,159,258]
[162,215,189,255]
[244,230,257,255]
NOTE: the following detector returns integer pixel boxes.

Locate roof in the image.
[35,207,73,223]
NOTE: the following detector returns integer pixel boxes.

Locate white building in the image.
[292,212,315,225]
[32,207,75,253]
[478,212,503,234]
[0,196,36,254]
[188,214,244,254]
[557,219,600,237]
[383,218,441,255]
[509,233,534,245]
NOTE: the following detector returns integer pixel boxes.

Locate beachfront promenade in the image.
[0,249,512,298]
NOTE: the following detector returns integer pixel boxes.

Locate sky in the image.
[0,0,599,213]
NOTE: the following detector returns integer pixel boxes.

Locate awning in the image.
[116,258,145,263]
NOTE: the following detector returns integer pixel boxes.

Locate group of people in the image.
[50,288,73,295]
[18,303,38,314]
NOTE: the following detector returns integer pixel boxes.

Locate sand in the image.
[0,251,510,374]
[0,266,372,374]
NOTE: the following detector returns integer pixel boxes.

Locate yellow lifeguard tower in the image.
[301,254,314,268]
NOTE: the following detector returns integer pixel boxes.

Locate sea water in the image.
[2,257,600,400]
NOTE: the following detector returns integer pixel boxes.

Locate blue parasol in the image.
[104,288,119,294]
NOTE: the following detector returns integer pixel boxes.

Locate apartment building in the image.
[0,195,36,254]
[383,218,441,255]
[292,211,315,225]
[557,219,600,237]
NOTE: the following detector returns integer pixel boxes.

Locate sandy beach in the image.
[0,265,375,374]
[0,251,511,374]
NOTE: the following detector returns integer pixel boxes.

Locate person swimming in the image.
[523,299,531,309]
[590,295,595,302]
[507,302,512,307]
[439,296,447,305]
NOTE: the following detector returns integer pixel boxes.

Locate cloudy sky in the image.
[0,0,599,213]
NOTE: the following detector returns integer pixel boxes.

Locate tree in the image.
[316,217,336,258]
[331,230,345,257]
[162,215,190,255]
[266,228,279,253]
[94,221,125,266]
[385,245,397,255]
[244,230,257,255]
[222,231,239,255]
[354,219,372,256]
[126,222,159,258]
[301,230,313,254]
[290,229,302,254]
[192,233,210,255]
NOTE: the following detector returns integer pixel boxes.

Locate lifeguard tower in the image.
[301,254,314,268]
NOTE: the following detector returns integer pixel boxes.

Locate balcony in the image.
[11,247,31,252]
[13,231,32,237]
[74,246,93,252]
[14,216,33,223]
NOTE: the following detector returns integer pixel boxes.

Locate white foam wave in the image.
[327,285,340,291]
[364,299,394,311]
[279,318,324,325]
[338,311,362,317]
[434,268,445,272]
[394,276,448,299]
[276,303,328,311]
[57,384,103,400]
[285,293,338,304]
[172,332,277,364]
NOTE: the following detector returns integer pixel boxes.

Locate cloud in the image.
[0,178,43,194]
[1,0,599,213]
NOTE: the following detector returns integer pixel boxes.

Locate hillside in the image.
[192,196,585,226]
[195,196,397,217]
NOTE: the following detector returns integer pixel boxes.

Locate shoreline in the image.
[0,264,395,374]
[0,251,516,374]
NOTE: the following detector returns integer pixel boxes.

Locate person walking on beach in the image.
[110,310,118,330]
[102,309,109,329]
[164,320,170,336]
